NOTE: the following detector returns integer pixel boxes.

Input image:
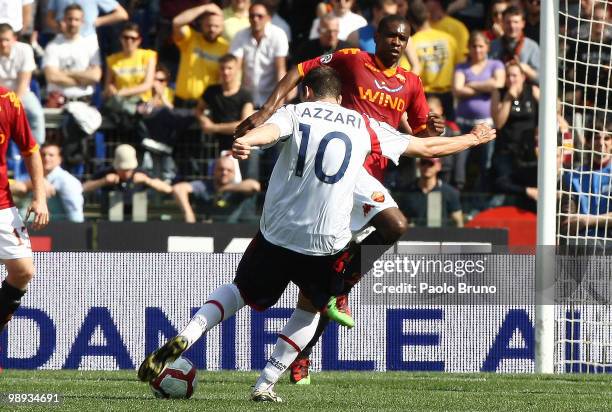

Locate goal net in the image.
[556,0,612,373]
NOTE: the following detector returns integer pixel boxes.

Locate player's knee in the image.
[375,210,408,243]
[387,217,408,242]
[6,261,35,287]
[296,292,318,313]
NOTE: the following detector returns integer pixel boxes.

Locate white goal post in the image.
[535,0,558,375]
[538,0,612,374]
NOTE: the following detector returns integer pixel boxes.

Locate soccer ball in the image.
[149,357,198,399]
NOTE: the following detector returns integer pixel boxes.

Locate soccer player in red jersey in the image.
[236,15,444,384]
[0,88,49,370]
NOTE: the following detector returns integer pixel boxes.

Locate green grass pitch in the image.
[1,370,611,411]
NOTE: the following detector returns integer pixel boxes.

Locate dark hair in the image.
[202,11,221,20]
[502,5,525,20]
[373,0,396,10]
[155,63,171,80]
[407,0,429,28]
[41,142,62,154]
[440,0,453,10]
[250,0,274,16]
[63,3,83,15]
[218,54,238,65]
[377,14,410,35]
[121,22,141,35]
[0,23,13,34]
[302,66,342,99]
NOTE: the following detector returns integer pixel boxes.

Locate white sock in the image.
[180,283,245,348]
[254,308,320,391]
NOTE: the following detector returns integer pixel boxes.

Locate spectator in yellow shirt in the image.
[172,3,229,107]
[408,0,459,120]
[223,0,251,42]
[426,0,469,58]
[104,22,156,101]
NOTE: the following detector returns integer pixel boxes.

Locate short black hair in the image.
[41,142,62,154]
[0,23,14,35]
[502,5,525,20]
[302,66,342,99]
[407,0,429,28]
[373,0,397,10]
[218,53,238,65]
[64,3,83,15]
[377,14,410,35]
[441,0,453,10]
[121,22,141,34]
[250,0,274,16]
[155,63,171,80]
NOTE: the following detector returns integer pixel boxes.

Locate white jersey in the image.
[260,101,410,255]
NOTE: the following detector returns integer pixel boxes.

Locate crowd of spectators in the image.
[0,0,609,228]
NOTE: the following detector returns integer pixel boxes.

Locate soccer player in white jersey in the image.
[138,66,495,402]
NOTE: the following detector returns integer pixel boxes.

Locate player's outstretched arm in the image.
[404,124,496,158]
[23,150,49,230]
[232,124,282,160]
[235,67,301,137]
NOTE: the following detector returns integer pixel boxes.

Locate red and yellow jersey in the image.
[0,87,38,210]
[297,49,429,180]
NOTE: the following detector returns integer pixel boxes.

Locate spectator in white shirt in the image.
[43,3,102,101]
[0,23,45,144]
[0,0,33,33]
[229,0,289,108]
[46,0,128,39]
[309,0,367,41]
[12,143,84,222]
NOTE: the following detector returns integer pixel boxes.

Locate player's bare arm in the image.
[233,124,282,160]
[404,124,496,158]
[23,150,49,230]
[235,68,301,137]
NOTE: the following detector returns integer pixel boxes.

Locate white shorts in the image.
[0,207,32,260]
[350,168,398,238]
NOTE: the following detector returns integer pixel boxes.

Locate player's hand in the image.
[426,111,446,136]
[232,138,252,160]
[235,108,273,138]
[26,199,49,231]
[470,123,496,145]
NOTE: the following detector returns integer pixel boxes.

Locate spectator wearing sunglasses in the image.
[229,0,289,109]
[104,22,156,101]
[138,64,178,182]
[142,65,174,110]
